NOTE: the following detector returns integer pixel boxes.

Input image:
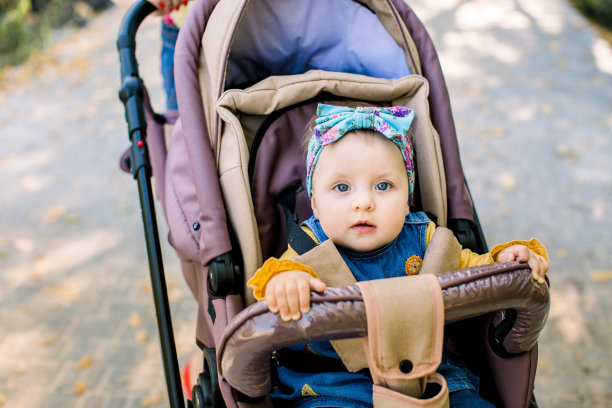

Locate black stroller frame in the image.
[116,1,547,407]
[117,1,184,406]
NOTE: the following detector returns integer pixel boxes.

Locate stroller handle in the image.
[117,0,157,79]
[116,2,185,408]
[218,262,550,398]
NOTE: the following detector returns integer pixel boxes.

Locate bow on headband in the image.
[306,104,416,203]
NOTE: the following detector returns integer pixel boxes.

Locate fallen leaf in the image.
[29,271,42,280]
[135,330,149,343]
[12,363,26,376]
[141,284,152,294]
[44,206,67,223]
[44,284,79,302]
[555,143,580,162]
[74,380,87,396]
[129,313,142,328]
[140,394,164,406]
[0,389,6,406]
[556,248,568,259]
[463,85,481,95]
[590,270,612,282]
[40,336,58,347]
[541,104,555,115]
[76,356,93,370]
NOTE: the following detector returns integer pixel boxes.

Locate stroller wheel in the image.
[191,348,223,408]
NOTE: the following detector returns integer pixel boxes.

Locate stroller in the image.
[117,0,550,407]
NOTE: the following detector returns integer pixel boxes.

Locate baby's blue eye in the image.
[334,184,349,192]
[376,182,390,191]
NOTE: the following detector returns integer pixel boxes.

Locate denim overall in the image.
[161,21,179,111]
[269,211,493,408]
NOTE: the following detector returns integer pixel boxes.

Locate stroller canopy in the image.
[225,0,412,88]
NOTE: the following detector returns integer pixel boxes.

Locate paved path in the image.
[0,0,611,407]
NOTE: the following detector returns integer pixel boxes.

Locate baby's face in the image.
[310,131,410,253]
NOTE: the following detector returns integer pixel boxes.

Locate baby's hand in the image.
[265,271,326,322]
[497,245,548,283]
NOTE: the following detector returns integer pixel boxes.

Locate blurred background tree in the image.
[0,0,112,68]
[572,0,612,30]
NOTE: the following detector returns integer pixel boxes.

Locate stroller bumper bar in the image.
[218,262,550,398]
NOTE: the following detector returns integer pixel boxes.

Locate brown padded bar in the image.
[218,262,549,397]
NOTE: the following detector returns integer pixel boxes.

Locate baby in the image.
[248,103,548,407]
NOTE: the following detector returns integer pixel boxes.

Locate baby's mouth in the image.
[351,221,376,233]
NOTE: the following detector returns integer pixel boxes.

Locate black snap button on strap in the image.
[399,359,413,373]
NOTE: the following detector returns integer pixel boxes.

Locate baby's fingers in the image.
[264,282,279,313]
[297,279,312,315]
[285,282,303,321]
[310,278,326,293]
[273,284,292,322]
[497,252,516,263]
[528,255,548,284]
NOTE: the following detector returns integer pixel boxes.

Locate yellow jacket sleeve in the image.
[425,222,548,268]
[247,227,320,300]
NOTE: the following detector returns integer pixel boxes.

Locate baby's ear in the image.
[311,195,319,219]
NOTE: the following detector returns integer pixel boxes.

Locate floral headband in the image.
[306,104,416,203]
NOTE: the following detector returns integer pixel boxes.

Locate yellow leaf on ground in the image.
[135,330,149,343]
[555,143,580,162]
[40,336,57,347]
[0,389,6,406]
[129,313,142,328]
[590,270,612,282]
[11,363,26,376]
[140,394,164,406]
[76,356,93,370]
[44,206,67,223]
[74,380,87,396]
[44,284,79,301]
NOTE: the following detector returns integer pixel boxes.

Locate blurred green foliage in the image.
[572,0,612,30]
[0,0,110,68]
[0,0,39,66]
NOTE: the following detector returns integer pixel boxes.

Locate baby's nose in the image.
[352,192,375,211]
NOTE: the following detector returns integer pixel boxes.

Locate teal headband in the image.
[306,104,416,203]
